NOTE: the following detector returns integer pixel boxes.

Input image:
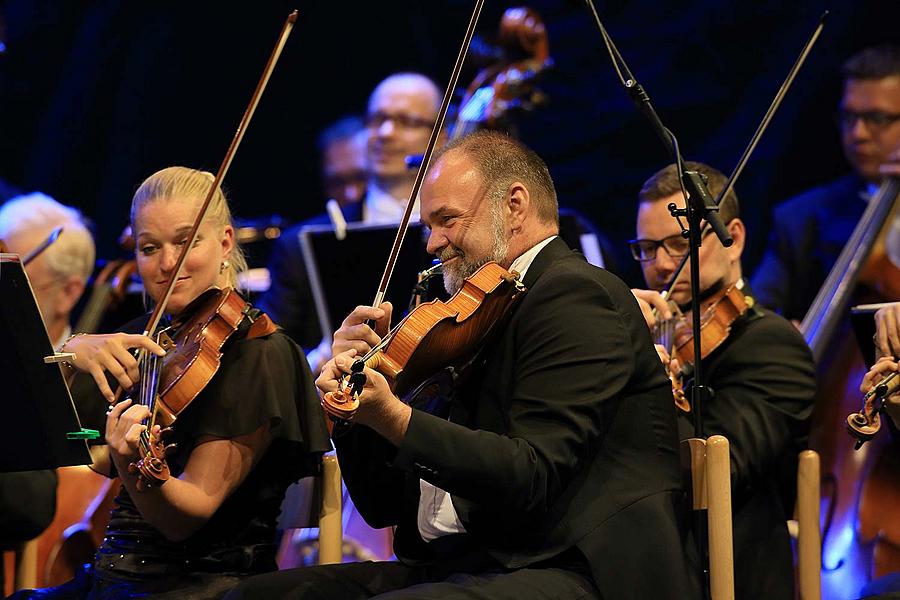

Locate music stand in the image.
[300,222,434,342]
[0,254,93,472]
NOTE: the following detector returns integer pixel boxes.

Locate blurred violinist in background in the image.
[0,193,95,349]
[259,73,443,355]
[318,115,368,212]
[11,166,329,599]
[629,162,815,599]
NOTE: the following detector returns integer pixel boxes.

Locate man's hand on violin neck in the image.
[332,302,394,357]
[316,350,410,445]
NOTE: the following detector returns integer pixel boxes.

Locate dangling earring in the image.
[220,259,230,274]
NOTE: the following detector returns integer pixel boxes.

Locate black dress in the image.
[11,322,331,600]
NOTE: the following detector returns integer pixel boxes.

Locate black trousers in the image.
[223,560,600,600]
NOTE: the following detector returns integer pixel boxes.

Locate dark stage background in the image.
[1,0,898,288]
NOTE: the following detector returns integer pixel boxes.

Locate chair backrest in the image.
[794,449,822,600]
[681,435,735,600]
[317,454,343,565]
[276,453,343,567]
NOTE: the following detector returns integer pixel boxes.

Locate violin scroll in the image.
[128,427,176,491]
[322,358,371,423]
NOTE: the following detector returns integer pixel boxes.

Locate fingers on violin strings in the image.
[92,364,117,404]
[126,333,166,357]
[101,350,136,394]
[125,423,147,446]
[109,341,142,384]
[106,398,132,425]
[333,349,358,370]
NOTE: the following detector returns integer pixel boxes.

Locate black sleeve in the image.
[0,470,57,549]
[334,425,407,528]
[186,331,332,458]
[704,314,816,504]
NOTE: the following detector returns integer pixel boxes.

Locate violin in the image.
[322,262,525,424]
[129,287,276,488]
[124,11,297,490]
[654,283,752,413]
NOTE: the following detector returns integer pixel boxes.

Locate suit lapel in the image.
[521,236,576,289]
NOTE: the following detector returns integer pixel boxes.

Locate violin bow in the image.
[369,0,486,310]
[131,11,298,427]
[654,11,829,298]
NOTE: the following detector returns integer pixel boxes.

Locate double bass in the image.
[802,175,899,599]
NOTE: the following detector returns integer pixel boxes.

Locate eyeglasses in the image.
[365,111,435,131]
[628,233,691,262]
[838,109,900,132]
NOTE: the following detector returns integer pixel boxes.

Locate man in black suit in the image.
[226,132,695,599]
[751,44,900,320]
[630,162,816,599]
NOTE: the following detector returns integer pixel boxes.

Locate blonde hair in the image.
[130,167,247,290]
[0,192,96,282]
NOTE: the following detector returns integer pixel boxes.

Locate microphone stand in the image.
[582,0,732,445]
[581,2,828,596]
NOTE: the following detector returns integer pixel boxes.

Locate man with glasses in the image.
[629,162,815,600]
[259,73,442,351]
[752,44,900,320]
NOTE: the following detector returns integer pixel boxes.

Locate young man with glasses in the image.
[629,162,815,600]
[752,44,900,320]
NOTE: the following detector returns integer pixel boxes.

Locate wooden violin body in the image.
[655,283,751,414]
[152,287,255,427]
[323,262,525,424]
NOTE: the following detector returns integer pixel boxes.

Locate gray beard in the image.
[441,218,509,294]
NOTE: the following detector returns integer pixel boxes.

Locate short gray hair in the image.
[0,192,96,282]
[434,130,559,226]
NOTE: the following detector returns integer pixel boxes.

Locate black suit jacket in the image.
[751,174,867,320]
[681,295,816,599]
[335,237,696,598]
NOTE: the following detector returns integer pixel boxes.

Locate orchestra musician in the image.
[259,73,443,354]
[10,167,330,599]
[0,193,95,587]
[751,44,900,319]
[318,115,369,211]
[629,162,816,599]
[226,131,695,599]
